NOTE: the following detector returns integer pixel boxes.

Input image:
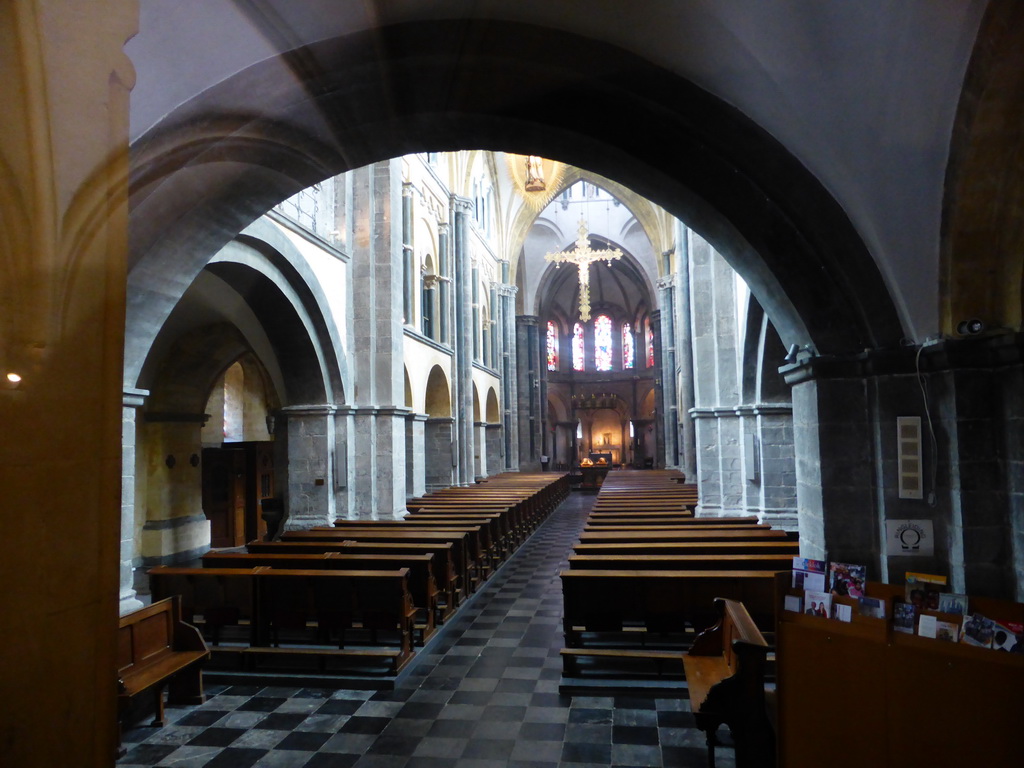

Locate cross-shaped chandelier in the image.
[545,217,622,322]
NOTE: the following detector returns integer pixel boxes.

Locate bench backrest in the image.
[117,596,180,674]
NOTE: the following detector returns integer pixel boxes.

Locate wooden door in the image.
[201,448,246,548]
[245,442,274,542]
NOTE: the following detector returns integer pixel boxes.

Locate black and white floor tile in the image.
[119,494,734,768]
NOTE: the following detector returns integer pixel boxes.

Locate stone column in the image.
[120,388,148,614]
[349,160,408,516]
[516,315,542,470]
[406,413,427,499]
[658,275,679,467]
[438,223,451,345]
[755,405,798,528]
[140,413,209,563]
[676,223,698,481]
[650,309,665,467]
[425,417,456,490]
[280,404,337,529]
[451,196,475,484]
[498,276,519,471]
[486,423,503,476]
[333,405,355,519]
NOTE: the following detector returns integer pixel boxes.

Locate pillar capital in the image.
[123,387,149,408]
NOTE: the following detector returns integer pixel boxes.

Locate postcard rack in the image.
[773,572,1024,768]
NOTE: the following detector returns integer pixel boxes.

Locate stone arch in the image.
[129,219,346,407]
[424,365,451,418]
[486,388,500,423]
[404,366,414,409]
[472,383,481,423]
[129,19,902,358]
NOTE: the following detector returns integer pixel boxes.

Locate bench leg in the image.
[150,684,167,728]
[167,668,206,706]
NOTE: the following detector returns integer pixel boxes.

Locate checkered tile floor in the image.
[119,494,734,768]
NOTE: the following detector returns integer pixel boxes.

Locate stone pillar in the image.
[280,405,337,529]
[375,407,410,518]
[349,160,408,516]
[425,417,456,490]
[650,309,665,467]
[438,223,451,345]
[676,223,698,481]
[140,413,209,563]
[120,389,148,614]
[517,315,542,470]
[451,196,475,484]
[498,275,519,471]
[474,421,487,479]
[755,405,798,528]
[402,182,414,325]
[486,423,503,476]
[333,405,355,519]
[406,413,427,500]
[658,275,679,467]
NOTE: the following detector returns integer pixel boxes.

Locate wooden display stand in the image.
[775,573,1024,768]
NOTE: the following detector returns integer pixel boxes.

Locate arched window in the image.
[594,314,613,371]
[645,317,655,368]
[546,321,559,371]
[622,322,634,369]
[572,323,585,371]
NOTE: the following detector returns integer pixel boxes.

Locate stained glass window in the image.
[594,315,613,372]
[645,317,655,368]
[622,323,634,369]
[546,321,559,371]
[572,323,585,371]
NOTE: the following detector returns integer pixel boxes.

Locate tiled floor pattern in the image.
[119,494,734,768]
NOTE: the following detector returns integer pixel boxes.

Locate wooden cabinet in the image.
[775,573,1023,768]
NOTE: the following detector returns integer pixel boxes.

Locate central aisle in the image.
[119,493,725,768]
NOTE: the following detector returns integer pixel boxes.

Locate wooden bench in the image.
[149,566,261,645]
[586,515,757,526]
[560,569,777,644]
[149,566,417,675]
[568,553,794,572]
[577,528,788,544]
[117,596,209,730]
[682,597,775,768]
[248,539,462,618]
[572,541,800,557]
[202,550,439,642]
[283,528,477,594]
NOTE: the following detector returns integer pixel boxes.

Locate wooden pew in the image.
[248,539,461,618]
[582,523,769,533]
[282,528,476,596]
[149,566,417,675]
[586,515,757,526]
[202,551,439,642]
[683,598,775,768]
[325,521,494,580]
[254,568,415,674]
[559,569,777,644]
[577,528,789,544]
[573,541,800,557]
[149,566,261,645]
[407,506,521,549]
[568,553,794,572]
[117,596,209,730]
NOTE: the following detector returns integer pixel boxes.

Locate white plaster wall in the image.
[272,220,349,345]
